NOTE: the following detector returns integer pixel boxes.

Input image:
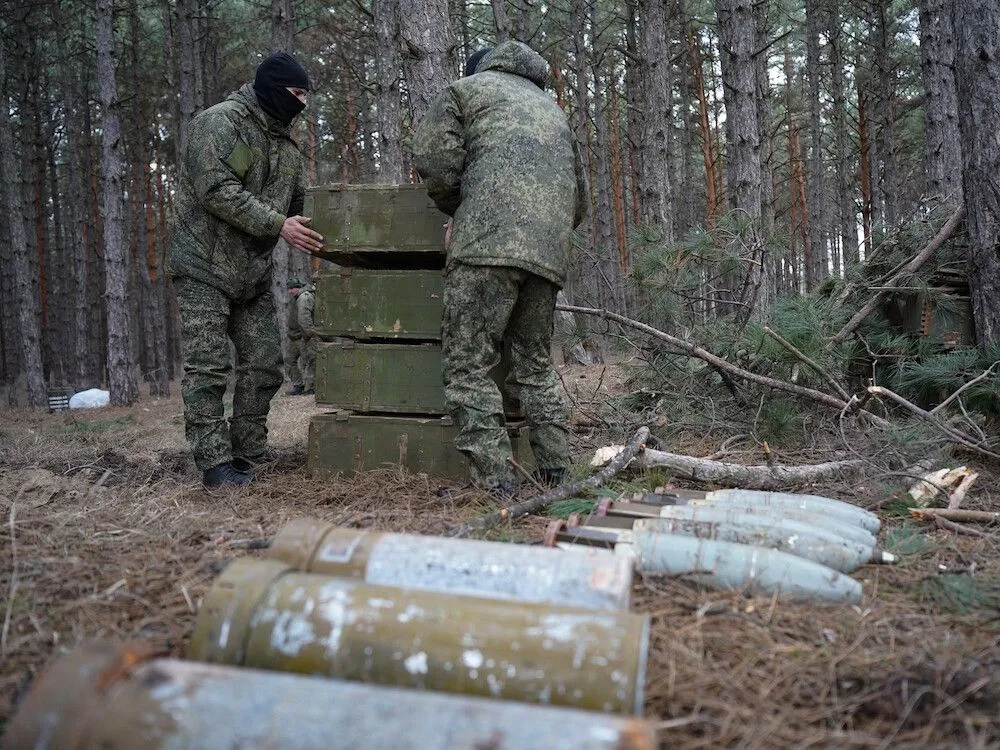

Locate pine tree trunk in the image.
[176,0,199,162]
[920,0,963,208]
[97,0,139,405]
[0,42,47,407]
[398,0,453,128]
[374,0,406,183]
[952,0,1000,343]
[805,0,827,281]
[829,0,859,266]
[271,0,295,52]
[687,24,719,230]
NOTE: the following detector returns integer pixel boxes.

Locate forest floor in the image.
[0,358,998,748]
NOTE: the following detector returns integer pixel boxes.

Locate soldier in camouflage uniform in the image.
[167,52,324,489]
[285,277,316,396]
[411,41,587,496]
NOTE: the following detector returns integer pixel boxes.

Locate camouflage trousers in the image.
[442,263,570,489]
[174,277,283,470]
[286,335,316,391]
[286,336,304,388]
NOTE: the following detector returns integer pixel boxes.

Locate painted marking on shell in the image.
[462,650,484,669]
[486,673,503,696]
[217,620,230,649]
[270,611,317,657]
[404,651,428,675]
[396,604,424,623]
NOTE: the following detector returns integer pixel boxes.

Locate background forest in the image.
[1,0,998,417]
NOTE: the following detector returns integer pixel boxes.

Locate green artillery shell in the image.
[189,558,650,715]
[268,517,634,610]
[652,503,878,548]
[632,514,896,574]
[701,489,881,534]
[633,532,863,604]
[2,642,657,750]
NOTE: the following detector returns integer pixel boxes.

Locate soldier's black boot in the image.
[203,462,253,489]
[285,384,305,396]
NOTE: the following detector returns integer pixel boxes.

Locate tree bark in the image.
[920,0,963,208]
[829,0,859,267]
[952,0,1000,344]
[636,0,675,243]
[399,0,454,128]
[374,0,406,183]
[0,41,47,407]
[97,0,139,405]
[270,0,295,52]
[805,0,827,282]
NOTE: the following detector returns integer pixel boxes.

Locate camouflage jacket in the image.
[287,284,315,338]
[167,84,306,299]
[410,41,587,287]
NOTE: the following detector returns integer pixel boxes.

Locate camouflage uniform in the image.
[286,284,316,393]
[167,84,306,470]
[411,41,587,489]
[286,288,304,391]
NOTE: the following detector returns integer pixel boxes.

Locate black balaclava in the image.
[465,47,493,77]
[253,52,311,126]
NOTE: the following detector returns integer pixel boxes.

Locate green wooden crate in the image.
[316,341,522,417]
[315,268,444,340]
[307,411,536,480]
[304,184,447,265]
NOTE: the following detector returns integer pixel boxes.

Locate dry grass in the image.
[1,367,998,748]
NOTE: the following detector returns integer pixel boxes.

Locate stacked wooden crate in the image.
[303,184,534,480]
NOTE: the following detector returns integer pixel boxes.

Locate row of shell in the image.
[4,518,658,750]
[551,488,892,604]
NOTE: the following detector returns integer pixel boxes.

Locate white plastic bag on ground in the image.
[69,388,110,409]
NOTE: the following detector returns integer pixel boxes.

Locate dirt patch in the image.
[1,374,998,747]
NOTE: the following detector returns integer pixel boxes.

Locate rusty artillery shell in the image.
[268,517,633,611]
[2,642,657,750]
[189,558,650,715]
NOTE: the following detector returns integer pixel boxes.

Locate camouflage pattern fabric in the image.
[167,84,305,299]
[410,40,587,288]
[442,263,570,488]
[167,83,304,470]
[297,286,316,392]
[285,338,304,389]
[174,278,283,470]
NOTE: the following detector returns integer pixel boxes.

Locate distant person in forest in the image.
[167,52,324,490]
[284,276,317,396]
[410,41,587,499]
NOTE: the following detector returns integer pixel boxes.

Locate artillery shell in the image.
[632,515,895,574]
[633,532,863,604]
[701,489,881,533]
[2,642,657,750]
[189,558,650,715]
[268,517,633,610]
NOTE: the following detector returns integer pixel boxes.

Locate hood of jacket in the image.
[477,41,550,90]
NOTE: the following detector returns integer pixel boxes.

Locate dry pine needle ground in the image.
[0,369,998,748]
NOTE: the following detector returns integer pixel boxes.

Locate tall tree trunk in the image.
[952,0,1000,343]
[399,0,453,128]
[920,0,963,208]
[374,0,406,183]
[97,0,139,405]
[829,0,859,266]
[490,0,511,42]
[805,0,827,281]
[0,42,47,407]
[636,0,675,243]
[687,24,719,230]
[176,0,199,162]
[271,0,295,52]
[715,0,771,323]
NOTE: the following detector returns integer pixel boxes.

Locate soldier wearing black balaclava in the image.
[167,52,325,490]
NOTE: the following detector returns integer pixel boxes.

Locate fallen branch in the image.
[933,515,991,538]
[910,508,999,524]
[558,304,890,428]
[625,447,866,491]
[930,362,1000,416]
[763,326,852,402]
[866,386,1000,462]
[825,205,965,352]
[447,426,650,537]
